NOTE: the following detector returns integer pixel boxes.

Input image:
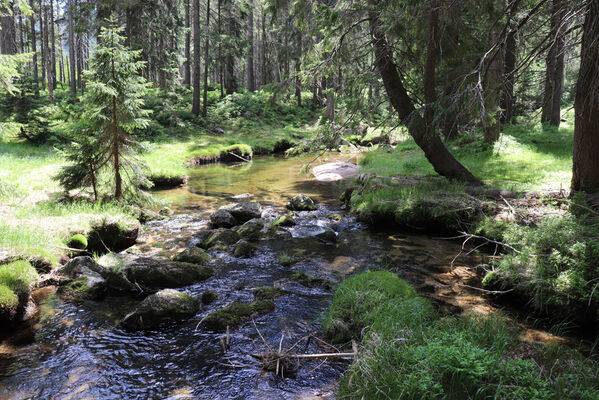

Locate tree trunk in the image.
[30,0,39,96]
[43,2,53,103]
[571,0,599,193]
[261,8,267,87]
[192,0,201,116]
[368,4,482,185]
[184,0,191,85]
[49,0,56,90]
[541,0,567,126]
[246,0,255,92]
[502,28,516,124]
[224,0,235,94]
[202,0,210,117]
[218,0,224,98]
[0,2,17,54]
[68,0,77,97]
[39,0,46,90]
[295,31,302,107]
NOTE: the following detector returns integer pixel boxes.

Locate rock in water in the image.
[219,202,262,223]
[316,227,337,243]
[233,239,256,258]
[312,162,361,182]
[57,256,107,300]
[121,289,200,330]
[210,209,237,228]
[287,194,317,211]
[200,229,241,249]
[173,247,210,264]
[201,300,275,331]
[235,218,265,240]
[273,215,296,227]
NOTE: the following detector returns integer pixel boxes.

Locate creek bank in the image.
[346,175,599,332]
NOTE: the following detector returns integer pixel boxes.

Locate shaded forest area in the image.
[2,0,599,398]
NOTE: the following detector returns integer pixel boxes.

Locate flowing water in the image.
[0,154,492,400]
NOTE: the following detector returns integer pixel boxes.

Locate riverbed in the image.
[0,154,491,400]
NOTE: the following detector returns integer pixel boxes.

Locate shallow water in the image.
[0,155,488,400]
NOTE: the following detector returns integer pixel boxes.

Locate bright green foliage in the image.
[57,17,151,200]
[322,271,418,343]
[67,234,88,250]
[332,272,599,400]
[0,285,18,310]
[0,260,39,310]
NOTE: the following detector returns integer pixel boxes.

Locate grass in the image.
[328,271,599,400]
[0,260,39,312]
[359,117,574,191]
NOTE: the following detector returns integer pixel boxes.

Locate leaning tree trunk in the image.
[571,0,599,193]
[368,5,482,185]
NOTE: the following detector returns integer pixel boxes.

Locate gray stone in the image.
[121,289,200,330]
[219,202,263,223]
[57,256,107,299]
[173,247,210,264]
[235,218,265,240]
[233,239,256,258]
[200,229,241,249]
[287,194,317,211]
[210,209,237,228]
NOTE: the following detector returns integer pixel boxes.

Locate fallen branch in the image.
[251,352,356,360]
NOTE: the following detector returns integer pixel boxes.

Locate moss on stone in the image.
[202,299,275,331]
[173,247,211,264]
[253,286,288,300]
[292,272,332,290]
[67,234,88,250]
[201,229,241,249]
[201,290,218,304]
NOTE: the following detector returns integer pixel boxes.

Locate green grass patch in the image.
[0,223,63,265]
[0,260,39,311]
[360,121,574,191]
[329,271,599,400]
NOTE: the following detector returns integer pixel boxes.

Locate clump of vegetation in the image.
[0,260,40,319]
[67,234,88,250]
[329,272,599,399]
[188,143,253,165]
[201,300,275,331]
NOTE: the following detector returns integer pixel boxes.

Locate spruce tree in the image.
[58,16,151,201]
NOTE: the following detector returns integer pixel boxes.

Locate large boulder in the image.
[200,229,240,249]
[57,256,107,300]
[120,289,200,330]
[311,162,361,182]
[219,202,263,223]
[210,209,237,228]
[87,217,141,254]
[98,253,215,293]
[235,218,265,240]
[287,194,317,211]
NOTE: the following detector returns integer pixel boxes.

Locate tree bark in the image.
[39,0,46,90]
[43,1,53,103]
[184,0,191,85]
[368,5,482,185]
[49,0,56,90]
[541,0,567,126]
[224,0,235,94]
[246,0,255,92]
[29,0,39,95]
[0,2,17,54]
[67,0,76,97]
[571,0,599,192]
[502,28,516,124]
[202,0,210,118]
[192,0,201,116]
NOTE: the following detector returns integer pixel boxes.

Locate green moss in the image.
[201,290,218,304]
[201,229,240,249]
[58,276,105,300]
[202,299,275,331]
[0,260,39,295]
[0,284,19,310]
[173,247,210,264]
[67,234,88,250]
[322,271,416,343]
[252,286,288,300]
[292,272,332,290]
[481,271,499,289]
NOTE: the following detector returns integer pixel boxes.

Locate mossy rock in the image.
[0,260,39,324]
[219,202,262,224]
[202,300,275,331]
[173,247,210,264]
[201,290,218,304]
[67,234,88,250]
[235,218,265,240]
[87,217,141,254]
[273,215,296,227]
[327,213,343,222]
[136,208,165,223]
[233,239,257,258]
[58,276,106,300]
[287,194,317,211]
[121,289,200,330]
[210,209,237,229]
[292,272,332,290]
[253,286,288,300]
[200,229,241,249]
[58,257,107,300]
[315,228,337,243]
[266,226,293,240]
[148,174,188,189]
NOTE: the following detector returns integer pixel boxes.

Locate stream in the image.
[0,154,492,400]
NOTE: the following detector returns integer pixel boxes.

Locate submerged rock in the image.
[200,229,241,249]
[287,194,317,211]
[201,290,218,304]
[98,253,215,292]
[173,247,210,264]
[253,286,288,300]
[57,256,107,300]
[292,272,333,290]
[233,239,257,258]
[219,202,263,224]
[316,228,337,243]
[235,218,265,240]
[202,300,275,331]
[210,209,237,228]
[121,289,200,330]
[87,217,140,254]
